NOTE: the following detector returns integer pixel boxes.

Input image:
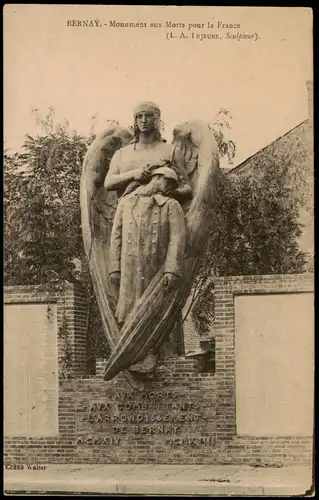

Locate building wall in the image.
[230,121,310,177]
[229,81,314,258]
[232,120,313,258]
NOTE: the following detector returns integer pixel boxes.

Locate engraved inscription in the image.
[77,390,215,447]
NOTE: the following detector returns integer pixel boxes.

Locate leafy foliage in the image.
[58,308,74,381]
[5,113,88,285]
[209,108,236,165]
[4,112,110,360]
[190,132,311,334]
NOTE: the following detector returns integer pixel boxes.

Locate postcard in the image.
[4,5,314,496]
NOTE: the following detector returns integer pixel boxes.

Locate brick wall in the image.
[183,315,201,353]
[4,282,89,377]
[214,273,314,465]
[182,289,212,354]
[4,275,314,466]
[4,283,87,464]
[4,379,77,464]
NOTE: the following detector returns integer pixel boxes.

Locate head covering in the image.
[151,166,179,188]
[133,101,161,117]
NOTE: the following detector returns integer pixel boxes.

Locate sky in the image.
[4,5,313,166]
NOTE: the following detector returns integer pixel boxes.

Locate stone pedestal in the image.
[75,357,217,464]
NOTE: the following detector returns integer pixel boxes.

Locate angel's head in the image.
[133,101,164,142]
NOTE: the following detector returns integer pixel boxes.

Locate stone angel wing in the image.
[101,120,220,381]
[80,126,143,389]
[172,120,220,249]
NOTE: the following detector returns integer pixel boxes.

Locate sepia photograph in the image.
[4,5,314,496]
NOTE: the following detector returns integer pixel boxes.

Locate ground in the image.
[4,463,313,496]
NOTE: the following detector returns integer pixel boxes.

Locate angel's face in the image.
[136,112,156,134]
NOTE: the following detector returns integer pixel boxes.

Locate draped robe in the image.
[109,192,186,324]
[106,142,189,372]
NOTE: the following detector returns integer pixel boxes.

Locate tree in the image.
[5,121,87,285]
[4,111,111,364]
[209,108,236,165]
[189,132,310,334]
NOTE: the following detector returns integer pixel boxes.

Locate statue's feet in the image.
[129,352,158,380]
[130,370,155,383]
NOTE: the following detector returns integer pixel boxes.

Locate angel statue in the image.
[80,101,219,389]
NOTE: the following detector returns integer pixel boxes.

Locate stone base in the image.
[4,357,313,466]
[76,357,216,464]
